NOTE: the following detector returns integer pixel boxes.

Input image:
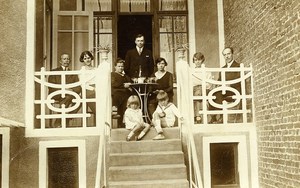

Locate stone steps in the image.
[108,127,188,188]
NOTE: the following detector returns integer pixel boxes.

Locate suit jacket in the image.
[48,66,81,100]
[124,48,154,78]
[218,60,241,93]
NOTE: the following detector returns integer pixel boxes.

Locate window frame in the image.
[39,140,87,188]
[0,128,10,188]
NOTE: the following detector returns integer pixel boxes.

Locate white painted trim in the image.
[39,140,87,188]
[0,128,10,188]
[217,0,225,67]
[188,0,196,62]
[203,135,249,188]
[25,0,36,135]
[0,117,24,127]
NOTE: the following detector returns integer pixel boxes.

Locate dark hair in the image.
[135,33,144,40]
[155,57,168,66]
[223,47,234,54]
[193,52,205,63]
[79,51,94,62]
[114,57,125,66]
[156,90,169,101]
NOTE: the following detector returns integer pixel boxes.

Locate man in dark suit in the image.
[209,47,241,123]
[48,54,81,126]
[124,34,154,81]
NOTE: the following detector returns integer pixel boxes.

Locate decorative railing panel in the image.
[191,63,254,125]
[33,62,111,137]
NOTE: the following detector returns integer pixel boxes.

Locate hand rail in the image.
[94,52,112,188]
[176,57,203,188]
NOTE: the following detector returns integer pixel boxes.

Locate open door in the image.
[117,15,153,59]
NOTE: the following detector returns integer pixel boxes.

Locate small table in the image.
[129,83,158,123]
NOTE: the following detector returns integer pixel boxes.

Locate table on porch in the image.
[129,82,158,123]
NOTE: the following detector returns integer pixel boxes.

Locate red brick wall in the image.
[223,1,300,187]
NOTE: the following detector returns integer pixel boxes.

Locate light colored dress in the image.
[124,108,145,130]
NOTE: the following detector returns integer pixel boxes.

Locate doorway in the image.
[117,15,153,59]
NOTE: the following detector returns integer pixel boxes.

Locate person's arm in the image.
[111,73,126,89]
[164,72,173,93]
[124,110,137,128]
[48,75,57,94]
[170,103,183,120]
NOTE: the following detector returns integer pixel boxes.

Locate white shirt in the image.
[227,60,234,68]
[191,67,213,90]
[152,103,182,127]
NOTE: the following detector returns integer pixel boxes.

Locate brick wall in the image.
[223,0,300,187]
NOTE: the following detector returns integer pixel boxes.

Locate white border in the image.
[217,0,225,67]
[39,140,87,188]
[188,0,196,60]
[0,128,10,188]
[25,0,36,136]
[203,135,249,188]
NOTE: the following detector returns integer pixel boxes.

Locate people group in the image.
[48,33,241,139]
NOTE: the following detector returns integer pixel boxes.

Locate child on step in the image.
[152,90,184,140]
[124,95,151,141]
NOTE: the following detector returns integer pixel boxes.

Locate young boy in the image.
[152,90,184,140]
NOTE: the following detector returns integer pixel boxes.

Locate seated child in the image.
[124,95,151,141]
[152,90,184,140]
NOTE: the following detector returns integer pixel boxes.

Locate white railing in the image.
[176,50,203,188]
[192,63,254,125]
[32,53,111,137]
[176,49,254,188]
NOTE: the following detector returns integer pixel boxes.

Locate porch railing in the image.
[191,63,254,125]
[176,49,254,188]
[33,53,111,137]
[176,50,203,188]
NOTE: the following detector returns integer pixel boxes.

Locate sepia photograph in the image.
[0,0,299,187]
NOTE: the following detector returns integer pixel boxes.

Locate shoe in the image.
[153,134,165,140]
[126,135,131,141]
[194,116,202,124]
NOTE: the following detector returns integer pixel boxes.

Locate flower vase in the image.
[177,47,186,60]
[99,49,109,63]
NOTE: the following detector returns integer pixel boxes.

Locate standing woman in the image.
[79,50,96,114]
[148,57,174,115]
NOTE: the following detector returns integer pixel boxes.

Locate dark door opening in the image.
[117,15,153,60]
[210,143,240,188]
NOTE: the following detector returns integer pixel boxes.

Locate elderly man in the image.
[48,54,81,127]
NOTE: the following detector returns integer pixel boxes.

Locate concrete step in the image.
[109,151,184,166]
[109,179,189,188]
[109,164,187,181]
[111,127,180,141]
[110,139,182,153]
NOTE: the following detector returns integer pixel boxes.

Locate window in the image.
[0,128,9,188]
[39,140,86,188]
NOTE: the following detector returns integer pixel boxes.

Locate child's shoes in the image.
[153,133,165,140]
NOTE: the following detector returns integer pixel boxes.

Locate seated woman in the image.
[111,58,133,128]
[148,57,174,116]
[79,50,97,114]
